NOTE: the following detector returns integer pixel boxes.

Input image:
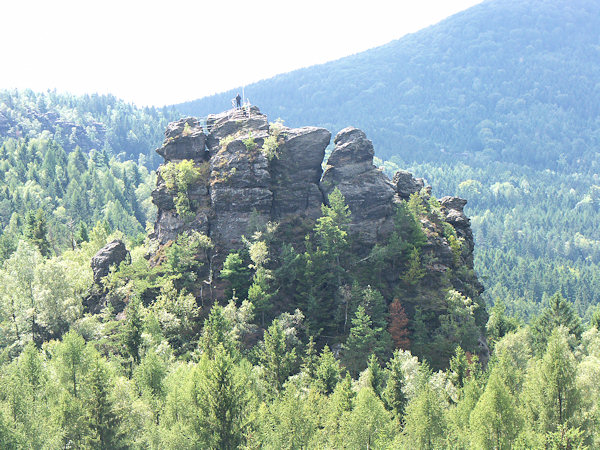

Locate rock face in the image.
[150,106,481,296]
[321,127,396,245]
[392,170,425,199]
[151,107,331,250]
[91,240,130,285]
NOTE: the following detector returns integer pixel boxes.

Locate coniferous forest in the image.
[1,0,600,448]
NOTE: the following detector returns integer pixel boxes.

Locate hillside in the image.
[176,0,600,318]
[176,0,600,170]
[0,89,180,167]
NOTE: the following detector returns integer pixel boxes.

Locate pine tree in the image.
[258,319,297,393]
[122,296,143,368]
[24,209,51,257]
[199,304,235,358]
[469,369,521,449]
[195,345,249,450]
[383,350,408,421]
[402,384,446,450]
[523,327,581,436]
[314,345,341,395]
[86,355,122,448]
[531,292,583,352]
[343,306,376,377]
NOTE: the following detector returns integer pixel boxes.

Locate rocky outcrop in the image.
[157,117,207,161]
[91,240,130,285]
[150,106,482,295]
[321,127,396,245]
[392,170,425,199]
[439,196,474,255]
[151,107,331,251]
[270,127,330,219]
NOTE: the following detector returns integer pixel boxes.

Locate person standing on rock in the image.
[235,93,241,108]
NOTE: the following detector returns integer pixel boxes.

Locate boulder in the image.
[91,240,130,285]
[392,170,425,199]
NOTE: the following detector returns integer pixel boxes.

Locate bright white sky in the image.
[0,0,482,107]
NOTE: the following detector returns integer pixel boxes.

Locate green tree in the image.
[338,387,394,449]
[383,350,408,420]
[220,251,251,300]
[199,304,235,358]
[402,384,446,450]
[523,327,581,436]
[314,345,341,395]
[258,319,297,393]
[24,209,51,257]
[469,369,521,449]
[86,353,123,448]
[195,345,249,449]
[531,293,584,352]
[343,306,377,377]
[122,296,143,368]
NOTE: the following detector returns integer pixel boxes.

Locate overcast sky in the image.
[0,0,482,107]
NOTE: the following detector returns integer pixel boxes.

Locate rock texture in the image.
[321,127,396,245]
[151,106,481,297]
[91,239,130,285]
[151,107,331,251]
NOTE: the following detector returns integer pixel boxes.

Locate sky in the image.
[0,0,483,107]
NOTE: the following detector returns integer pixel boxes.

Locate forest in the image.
[1,0,600,445]
[0,99,597,448]
[0,162,598,448]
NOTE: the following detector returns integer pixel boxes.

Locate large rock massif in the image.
[150,106,481,298]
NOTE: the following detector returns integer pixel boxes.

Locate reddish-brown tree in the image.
[389,298,410,350]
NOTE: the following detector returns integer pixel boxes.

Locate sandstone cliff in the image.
[149,107,486,365]
[151,107,479,289]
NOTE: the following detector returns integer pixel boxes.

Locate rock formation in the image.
[144,106,488,366]
[86,239,130,313]
[150,106,482,306]
[150,107,479,275]
[91,239,130,285]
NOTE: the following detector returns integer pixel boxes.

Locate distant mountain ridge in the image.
[176,0,600,171]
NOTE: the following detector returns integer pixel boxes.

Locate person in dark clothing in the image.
[235,93,241,108]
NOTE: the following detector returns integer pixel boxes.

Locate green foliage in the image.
[199,304,236,359]
[122,296,143,367]
[220,251,251,300]
[531,292,584,352]
[242,134,257,151]
[469,369,521,449]
[0,136,155,252]
[161,160,207,220]
[258,319,297,394]
[523,327,581,436]
[194,345,250,449]
[314,345,341,395]
[402,383,446,449]
[343,306,377,377]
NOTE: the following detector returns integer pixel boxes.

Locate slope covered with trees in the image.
[176,0,600,317]
[0,89,180,167]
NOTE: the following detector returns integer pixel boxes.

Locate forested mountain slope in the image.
[0,90,185,258]
[176,0,600,318]
[0,89,180,167]
[177,0,600,170]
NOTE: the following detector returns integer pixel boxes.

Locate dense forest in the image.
[0,89,179,167]
[176,0,600,318]
[0,0,599,446]
[0,190,598,448]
